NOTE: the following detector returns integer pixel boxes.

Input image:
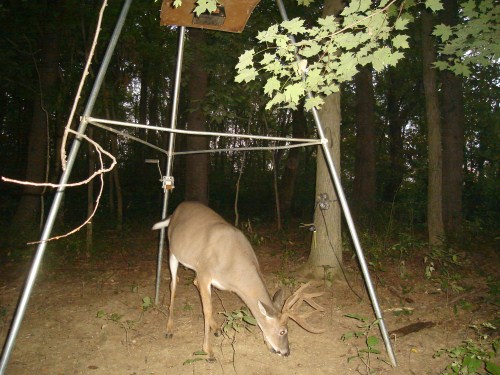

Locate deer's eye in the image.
[279,329,287,336]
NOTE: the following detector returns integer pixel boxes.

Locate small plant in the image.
[341,314,390,373]
[96,310,123,322]
[389,233,426,258]
[274,270,297,290]
[434,322,499,375]
[424,244,465,293]
[322,265,335,287]
[141,296,153,311]
[182,351,209,365]
[219,307,257,335]
[241,219,265,246]
[182,302,194,311]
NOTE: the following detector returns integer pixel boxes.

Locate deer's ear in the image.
[272,289,285,309]
[258,300,279,318]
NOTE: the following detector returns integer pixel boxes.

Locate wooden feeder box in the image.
[160,0,261,33]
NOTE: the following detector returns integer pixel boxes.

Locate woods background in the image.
[0,0,497,255]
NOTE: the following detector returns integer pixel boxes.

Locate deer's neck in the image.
[234,271,274,323]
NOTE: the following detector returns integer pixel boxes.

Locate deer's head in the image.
[257,281,325,357]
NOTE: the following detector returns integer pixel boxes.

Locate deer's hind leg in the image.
[166,253,179,339]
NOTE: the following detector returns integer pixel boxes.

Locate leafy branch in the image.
[433,0,499,77]
[235,0,412,110]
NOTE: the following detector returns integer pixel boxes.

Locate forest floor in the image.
[0,223,498,375]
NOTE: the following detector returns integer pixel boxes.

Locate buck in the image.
[153,201,325,360]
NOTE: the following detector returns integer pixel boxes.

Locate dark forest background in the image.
[0,0,498,255]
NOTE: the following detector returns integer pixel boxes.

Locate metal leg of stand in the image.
[154,26,186,305]
[0,1,133,373]
[275,0,397,366]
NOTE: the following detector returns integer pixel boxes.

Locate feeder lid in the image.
[160,0,261,33]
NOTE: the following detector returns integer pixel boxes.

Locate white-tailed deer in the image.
[153,201,324,360]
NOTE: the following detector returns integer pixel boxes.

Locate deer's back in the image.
[168,202,260,286]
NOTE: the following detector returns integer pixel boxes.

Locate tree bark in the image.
[353,65,377,215]
[422,10,445,246]
[383,68,406,202]
[279,106,307,223]
[441,0,465,234]
[185,29,209,204]
[11,1,60,237]
[304,0,344,279]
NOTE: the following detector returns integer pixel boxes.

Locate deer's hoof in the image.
[165,332,173,339]
[214,329,222,337]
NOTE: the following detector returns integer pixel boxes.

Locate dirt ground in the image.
[1,227,498,375]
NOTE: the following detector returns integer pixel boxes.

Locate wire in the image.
[316,201,364,301]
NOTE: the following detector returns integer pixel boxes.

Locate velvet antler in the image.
[282,281,326,334]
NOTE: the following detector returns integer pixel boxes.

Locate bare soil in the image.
[1,227,498,374]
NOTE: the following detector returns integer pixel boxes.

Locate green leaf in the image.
[463,355,483,373]
[235,68,257,83]
[173,0,182,8]
[299,42,322,58]
[394,16,410,31]
[425,0,443,12]
[193,0,217,17]
[304,96,324,110]
[344,313,368,322]
[296,0,315,5]
[486,360,500,375]
[366,335,380,349]
[236,49,255,70]
[264,77,281,96]
[281,18,308,35]
[433,24,453,42]
[392,35,409,49]
[359,348,382,354]
[183,358,204,365]
[242,315,257,326]
[283,82,305,106]
[260,52,276,66]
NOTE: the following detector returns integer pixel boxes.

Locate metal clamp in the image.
[317,193,331,210]
[162,176,175,191]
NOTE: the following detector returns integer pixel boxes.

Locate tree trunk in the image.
[11,1,60,237]
[383,68,405,202]
[422,10,445,246]
[279,106,307,223]
[441,0,464,235]
[86,127,95,258]
[353,65,377,215]
[304,0,343,279]
[185,29,209,204]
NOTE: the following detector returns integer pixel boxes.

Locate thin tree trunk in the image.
[109,102,123,231]
[86,127,95,258]
[11,1,60,237]
[383,68,405,202]
[185,29,209,204]
[441,0,464,234]
[353,65,376,215]
[279,106,307,223]
[422,10,445,246]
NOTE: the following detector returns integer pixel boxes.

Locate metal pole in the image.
[154,26,186,305]
[275,0,397,367]
[0,1,133,373]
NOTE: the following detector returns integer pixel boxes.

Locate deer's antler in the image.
[282,281,326,334]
